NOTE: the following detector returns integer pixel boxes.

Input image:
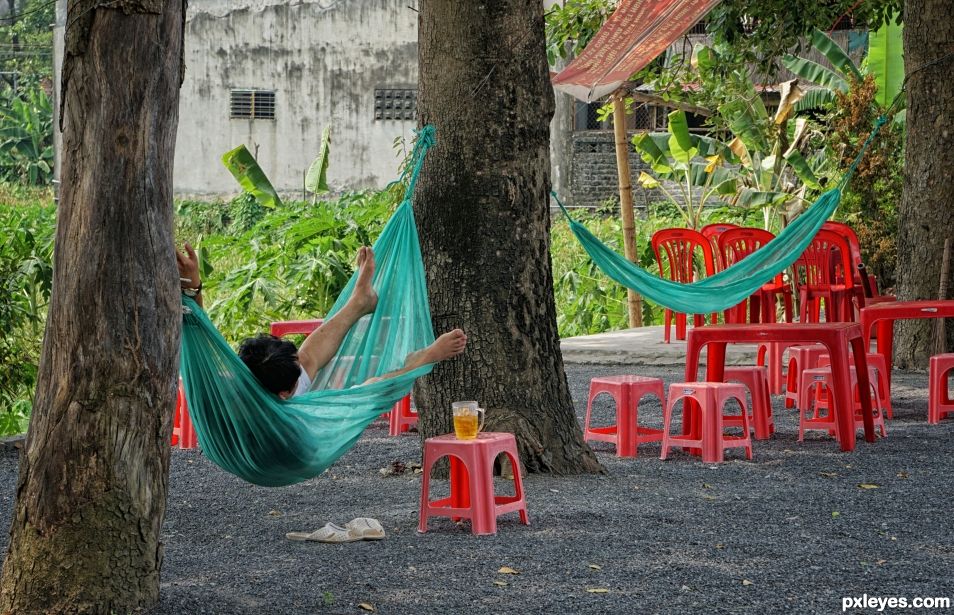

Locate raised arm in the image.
[176,242,203,308]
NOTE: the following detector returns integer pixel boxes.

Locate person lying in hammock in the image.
[176,243,467,398]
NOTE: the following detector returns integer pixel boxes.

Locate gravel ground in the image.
[2,364,953,615]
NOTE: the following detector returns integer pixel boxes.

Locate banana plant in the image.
[221,144,284,209]
[0,83,54,186]
[781,24,904,115]
[633,70,825,229]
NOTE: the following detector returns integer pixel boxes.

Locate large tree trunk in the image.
[895,0,954,368]
[0,2,185,613]
[415,1,601,474]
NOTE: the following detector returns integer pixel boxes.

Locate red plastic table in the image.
[860,300,954,390]
[269,319,323,337]
[685,323,875,451]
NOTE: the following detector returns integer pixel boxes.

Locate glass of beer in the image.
[452,401,484,440]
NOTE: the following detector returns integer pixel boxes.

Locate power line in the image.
[0,0,57,25]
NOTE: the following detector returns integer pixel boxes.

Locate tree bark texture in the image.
[415,1,602,475]
[1,2,185,613]
[896,0,954,368]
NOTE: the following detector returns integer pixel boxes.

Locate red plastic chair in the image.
[793,229,855,323]
[822,221,879,297]
[718,227,794,324]
[700,222,739,270]
[652,228,717,342]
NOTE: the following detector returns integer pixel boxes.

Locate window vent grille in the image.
[230,89,276,120]
[374,88,416,121]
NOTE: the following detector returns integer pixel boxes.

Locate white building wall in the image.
[176,0,419,196]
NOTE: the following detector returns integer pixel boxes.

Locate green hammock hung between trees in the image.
[555,115,890,315]
[179,126,437,487]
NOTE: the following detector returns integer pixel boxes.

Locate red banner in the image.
[552,0,720,102]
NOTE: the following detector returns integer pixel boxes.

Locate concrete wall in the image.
[176,0,419,196]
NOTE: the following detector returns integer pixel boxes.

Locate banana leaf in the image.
[666,110,697,165]
[305,125,332,198]
[221,145,283,209]
[810,28,863,81]
[868,16,904,108]
[736,188,791,209]
[780,56,849,92]
[793,88,836,113]
[783,150,822,190]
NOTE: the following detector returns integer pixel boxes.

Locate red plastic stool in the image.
[929,354,954,424]
[418,432,530,535]
[817,352,893,419]
[784,344,827,409]
[723,366,774,440]
[660,382,752,463]
[583,375,665,457]
[389,395,418,436]
[171,380,197,450]
[798,367,887,441]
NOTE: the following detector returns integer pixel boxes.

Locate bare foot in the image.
[352,246,378,315]
[405,329,467,369]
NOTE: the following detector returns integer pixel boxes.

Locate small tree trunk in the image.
[613,95,643,328]
[0,2,185,613]
[895,0,954,368]
[415,0,601,474]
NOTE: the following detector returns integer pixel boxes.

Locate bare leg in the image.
[297,246,378,378]
[363,329,467,384]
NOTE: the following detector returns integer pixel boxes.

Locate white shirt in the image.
[291,366,312,397]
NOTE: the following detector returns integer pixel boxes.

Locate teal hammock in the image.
[556,116,889,315]
[179,126,437,487]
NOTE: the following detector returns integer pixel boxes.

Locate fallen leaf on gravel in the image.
[493,581,508,587]
[498,566,520,575]
[702,495,717,501]
[681,585,691,591]
[358,603,375,612]
[702,483,713,489]
[715,544,725,549]
[897,471,909,479]
[890,536,897,541]
[586,588,609,594]
[379,460,407,476]
[876,559,887,565]
[550,489,560,493]
[858,483,880,489]
[742,580,753,586]
[588,564,602,570]
[818,472,838,478]
[267,510,283,517]
[831,511,841,518]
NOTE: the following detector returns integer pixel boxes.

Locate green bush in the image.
[0,189,55,435]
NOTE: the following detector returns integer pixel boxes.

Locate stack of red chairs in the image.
[652,228,717,342]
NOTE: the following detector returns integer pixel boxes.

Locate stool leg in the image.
[505,451,530,526]
[450,455,470,522]
[617,386,635,457]
[418,450,436,533]
[470,451,497,535]
[660,393,676,461]
[701,391,721,463]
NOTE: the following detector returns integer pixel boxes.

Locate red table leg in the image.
[850,335,876,443]
[617,386,636,457]
[450,456,470,521]
[876,319,894,390]
[825,336,857,452]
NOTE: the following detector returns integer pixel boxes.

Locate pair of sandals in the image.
[286,517,385,543]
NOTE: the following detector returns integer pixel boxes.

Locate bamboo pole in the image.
[934,238,951,355]
[612,94,643,327]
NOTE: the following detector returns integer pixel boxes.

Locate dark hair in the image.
[238,334,300,395]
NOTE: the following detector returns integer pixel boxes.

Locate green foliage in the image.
[868,16,904,108]
[0,0,55,79]
[0,78,53,185]
[0,187,55,435]
[705,0,900,72]
[544,0,617,65]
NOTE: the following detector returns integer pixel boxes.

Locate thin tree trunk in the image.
[0,2,185,613]
[415,1,602,474]
[613,94,643,328]
[895,0,954,368]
